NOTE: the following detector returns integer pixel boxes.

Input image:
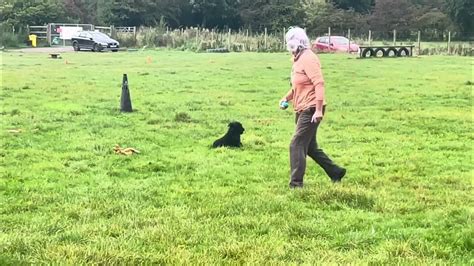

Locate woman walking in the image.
[280,27,346,188]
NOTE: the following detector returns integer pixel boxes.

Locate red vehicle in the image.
[312,36,359,53]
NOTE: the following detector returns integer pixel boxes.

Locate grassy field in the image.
[1,50,472,264]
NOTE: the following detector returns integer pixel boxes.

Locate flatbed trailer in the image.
[359,45,415,58]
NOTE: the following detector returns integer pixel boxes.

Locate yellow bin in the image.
[28,34,37,47]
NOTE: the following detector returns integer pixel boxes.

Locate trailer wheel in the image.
[397,47,410,57]
[362,48,375,58]
[374,48,386,57]
[386,48,397,57]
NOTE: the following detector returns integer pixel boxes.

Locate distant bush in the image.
[116,32,137,48]
[1,31,21,48]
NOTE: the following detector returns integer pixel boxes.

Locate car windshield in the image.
[332,37,349,45]
[91,32,110,39]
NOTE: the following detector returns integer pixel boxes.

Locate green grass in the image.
[1,51,473,264]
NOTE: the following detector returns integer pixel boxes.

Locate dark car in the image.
[72,31,120,52]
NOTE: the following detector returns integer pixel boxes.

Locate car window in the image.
[332,37,349,45]
[92,32,109,38]
[78,32,86,38]
[319,37,328,44]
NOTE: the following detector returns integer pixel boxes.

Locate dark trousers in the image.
[289,106,342,187]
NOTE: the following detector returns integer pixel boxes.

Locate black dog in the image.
[212,122,245,148]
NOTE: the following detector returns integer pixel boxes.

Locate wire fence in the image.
[2,24,473,56]
[122,26,473,56]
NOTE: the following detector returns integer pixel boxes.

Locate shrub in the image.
[1,32,21,48]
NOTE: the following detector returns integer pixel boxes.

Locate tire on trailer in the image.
[374,48,386,57]
[397,47,410,57]
[361,48,375,58]
[385,48,397,57]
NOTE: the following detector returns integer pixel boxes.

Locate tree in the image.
[63,0,101,24]
[369,0,417,36]
[0,0,67,28]
[301,0,368,35]
[331,0,374,13]
[189,0,240,28]
[103,0,162,26]
[239,0,303,31]
[445,0,474,36]
[414,10,456,37]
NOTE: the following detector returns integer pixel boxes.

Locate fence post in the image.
[211,29,214,48]
[196,27,199,44]
[47,23,52,46]
[417,31,421,55]
[348,28,351,52]
[368,30,372,46]
[228,28,231,50]
[447,31,451,55]
[328,27,331,44]
[246,29,249,51]
[264,27,267,50]
[393,29,396,46]
[283,27,286,50]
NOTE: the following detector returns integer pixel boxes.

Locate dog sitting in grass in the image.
[212,121,245,148]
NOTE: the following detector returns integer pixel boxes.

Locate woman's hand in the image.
[279,98,289,110]
[311,110,323,123]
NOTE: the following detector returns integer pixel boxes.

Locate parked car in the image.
[312,36,359,53]
[72,31,119,52]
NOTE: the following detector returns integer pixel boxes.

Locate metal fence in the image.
[17,24,474,55]
[124,26,472,56]
[26,24,136,46]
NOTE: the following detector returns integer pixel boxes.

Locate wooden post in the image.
[447,31,451,55]
[348,28,351,52]
[196,27,199,44]
[246,29,249,51]
[47,23,52,46]
[368,30,372,46]
[211,29,214,48]
[328,27,331,45]
[283,27,286,50]
[264,27,267,50]
[228,28,231,50]
[417,31,421,55]
[393,29,396,46]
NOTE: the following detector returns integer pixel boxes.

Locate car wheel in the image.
[73,42,80,51]
[93,43,103,52]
